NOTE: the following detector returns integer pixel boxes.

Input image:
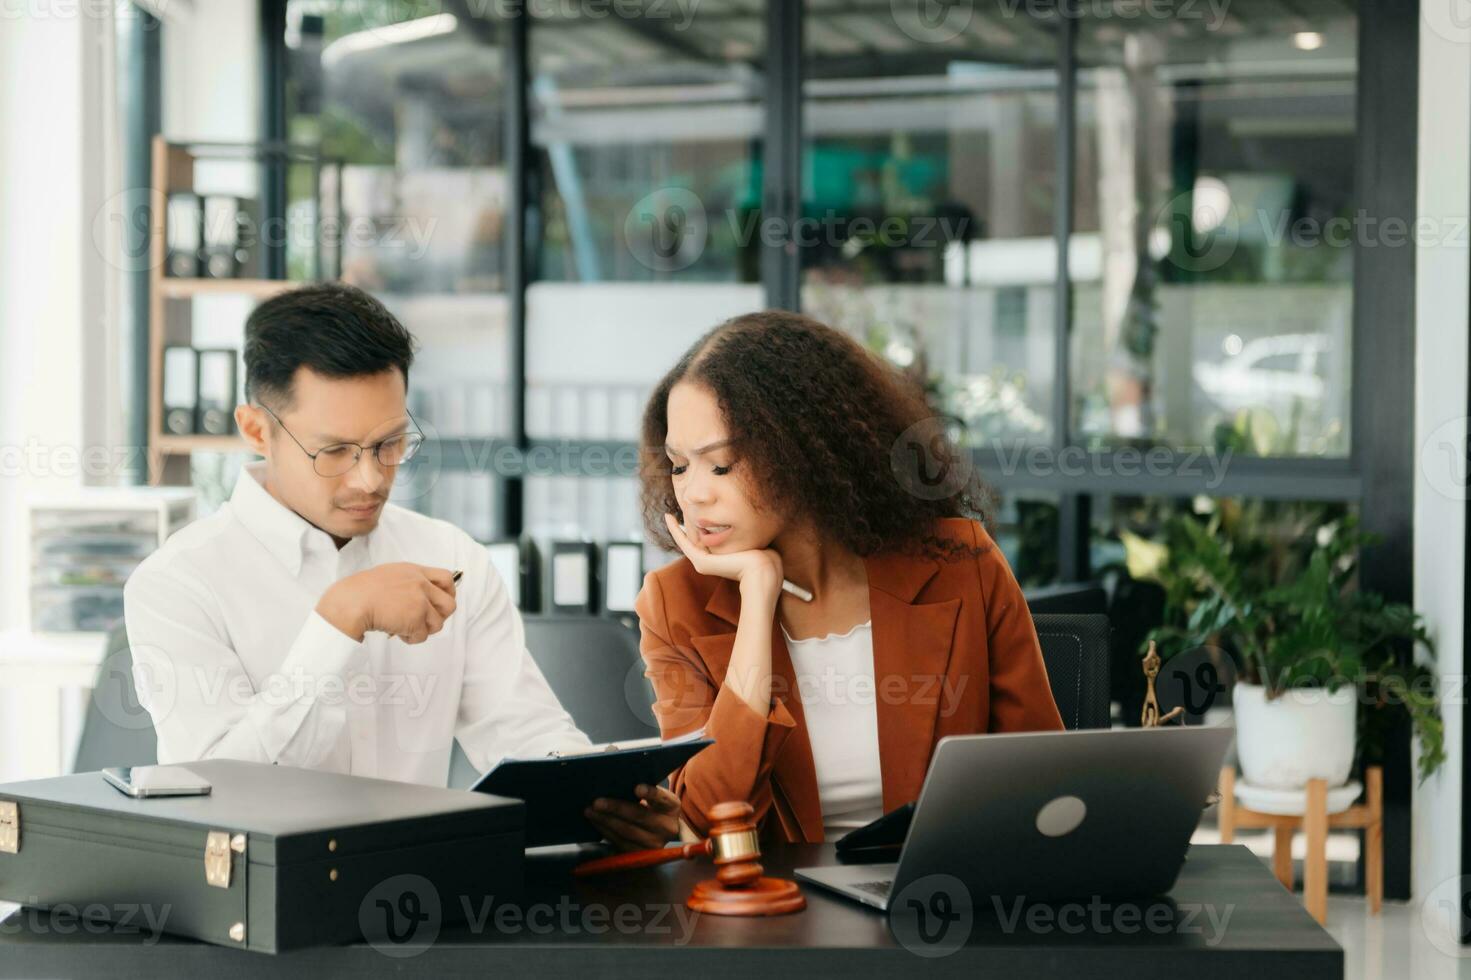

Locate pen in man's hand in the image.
[452,570,463,585]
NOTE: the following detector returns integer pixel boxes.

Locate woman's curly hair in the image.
[639,310,995,562]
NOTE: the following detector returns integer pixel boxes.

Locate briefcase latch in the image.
[0,801,17,854]
[204,831,246,888]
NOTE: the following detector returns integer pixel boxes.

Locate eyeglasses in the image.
[257,404,426,478]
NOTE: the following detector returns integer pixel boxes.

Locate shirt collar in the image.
[230,461,338,577]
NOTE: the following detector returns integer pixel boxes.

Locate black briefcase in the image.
[0,759,524,953]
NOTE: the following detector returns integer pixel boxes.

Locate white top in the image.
[123,462,591,786]
[781,620,884,839]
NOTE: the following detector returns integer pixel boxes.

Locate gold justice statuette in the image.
[1140,640,1184,728]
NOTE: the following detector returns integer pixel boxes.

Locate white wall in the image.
[161,1,259,142]
[1413,0,1468,926]
[0,8,112,633]
[0,2,260,783]
[0,5,114,784]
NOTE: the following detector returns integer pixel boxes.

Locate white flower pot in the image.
[1233,681,1357,790]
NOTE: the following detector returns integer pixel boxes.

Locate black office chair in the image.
[72,624,158,772]
[1023,581,1109,616]
[446,614,660,788]
[1031,613,1112,731]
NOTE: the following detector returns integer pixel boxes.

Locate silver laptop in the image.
[795,725,1234,911]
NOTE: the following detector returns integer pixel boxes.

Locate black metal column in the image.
[762,0,802,312]
[503,2,531,536]
[1054,13,1088,583]
[123,4,161,483]
[1352,0,1419,902]
[260,0,288,280]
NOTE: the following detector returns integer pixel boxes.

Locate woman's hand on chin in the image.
[665,513,783,599]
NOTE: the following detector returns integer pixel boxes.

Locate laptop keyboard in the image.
[853,879,894,898]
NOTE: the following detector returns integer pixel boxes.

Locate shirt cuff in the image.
[279,611,365,695]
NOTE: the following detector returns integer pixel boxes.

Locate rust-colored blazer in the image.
[634,517,1064,843]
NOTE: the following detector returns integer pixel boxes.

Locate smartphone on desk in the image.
[102,765,212,798]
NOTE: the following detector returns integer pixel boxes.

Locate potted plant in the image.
[1129,501,1445,788]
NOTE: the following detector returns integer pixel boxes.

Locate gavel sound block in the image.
[574,801,806,916]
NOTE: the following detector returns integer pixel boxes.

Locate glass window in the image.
[248,1,1373,583]
[523,6,767,549]
[526,5,766,443]
[415,472,501,543]
[800,2,1061,447]
[523,473,660,571]
[1070,10,1356,457]
[530,9,765,286]
[990,491,1060,589]
[284,3,513,532]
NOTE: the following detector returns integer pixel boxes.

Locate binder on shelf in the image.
[521,538,542,612]
[549,541,598,615]
[195,349,238,436]
[235,197,263,279]
[603,541,644,615]
[486,541,520,606]
[164,192,203,279]
[485,538,541,612]
[201,195,247,279]
[162,346,199,435]
[144,139,343,484]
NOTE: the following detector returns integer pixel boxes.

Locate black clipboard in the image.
[470,736,714,846]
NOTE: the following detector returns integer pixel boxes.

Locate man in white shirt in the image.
[124,283,676,851]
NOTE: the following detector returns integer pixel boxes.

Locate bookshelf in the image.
[144,136,340,484]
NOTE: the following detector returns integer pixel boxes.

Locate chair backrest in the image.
[1023,581,1108,616]
[1031,613,1112,730]
[520,614,660,742]
[447,614,660,788]
[72,624,158,773]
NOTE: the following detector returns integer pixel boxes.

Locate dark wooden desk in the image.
[0,844,1341,979]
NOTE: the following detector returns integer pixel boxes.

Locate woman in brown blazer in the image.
[635,311,1064,845]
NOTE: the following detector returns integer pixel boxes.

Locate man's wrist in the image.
[315,589,367,642]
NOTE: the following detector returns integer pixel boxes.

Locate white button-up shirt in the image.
[123,462,591,785]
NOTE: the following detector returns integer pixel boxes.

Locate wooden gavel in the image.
[573,801,805,916]
[574,836,719,877]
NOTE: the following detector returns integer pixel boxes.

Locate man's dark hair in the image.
[243,282,417,409]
